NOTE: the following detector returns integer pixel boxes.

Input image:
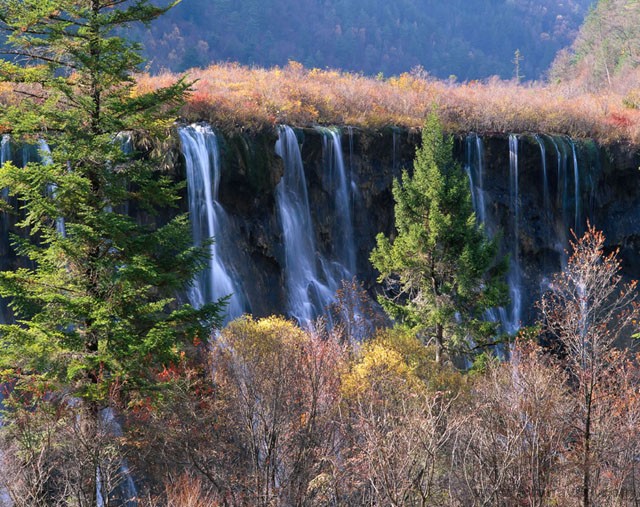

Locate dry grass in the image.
[134,61,640,144]
[141,474,219,507]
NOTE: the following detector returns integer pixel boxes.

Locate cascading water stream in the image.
[464,136,476,218]
[347,126,355,174]
[37,140,67,237]
[465,133,488,227]
[317,127,357,277]
[535,135,553,267]
[117,132,134,156]
[507,134,522,334]
[1,136,11,274]
[584,140,600,224]
[474,134,486,226]
[548,135,586,263]
[392,128,400,173]
[553,137,571,238]
[179,124,245,322]
[1,135,9,160]
[95,409,138,507]
[569,138,581,234]
[465,134,520,336]
[347,126,360,208]
[466,134,591,338]
[275,126,335,324]
[534,135,551,215]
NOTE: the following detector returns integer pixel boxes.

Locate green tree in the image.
[370,111,507,364]
[0,1,221,504]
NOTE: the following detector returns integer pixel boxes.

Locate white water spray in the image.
[179,124,245,321]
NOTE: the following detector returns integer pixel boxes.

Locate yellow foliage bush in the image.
[342,341,424,400]
[368,328,467,395]
[342,327,466,405]
[219,314,307,364]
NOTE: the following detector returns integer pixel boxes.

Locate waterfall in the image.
[347,126,355,174]
[116,132,134,156]
[317,127,356,276]
[474,134,486,226]
[534,135,550,215]
[584,140,600,223]
[95,408,138,507]
[179,124,245,322]
[1,136,10,183]
[547,135,587,261]
[506,134,522,334]
[37,139,52,165]
[466,134,592,337]
[465,134,519,336]
[535,135,553,265]
[548,137,565,258]
[1,136,10,161]
[464,136,476,216]
[552,137,571,238]
[465,133,488,227]
[37,140,67,238]
[569,138,581,234]
[3,138,67,237]
[392,128,400,173]
[275,126,335,323]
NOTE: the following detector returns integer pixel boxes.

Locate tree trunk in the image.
[89,401,100,507]
[583,393,592,507]
[435,323,444,365]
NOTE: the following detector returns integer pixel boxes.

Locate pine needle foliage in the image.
[0,0,221,405]
[370,111,508,363]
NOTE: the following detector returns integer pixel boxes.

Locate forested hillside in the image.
[134,0,592,81]
[551,0,640,91]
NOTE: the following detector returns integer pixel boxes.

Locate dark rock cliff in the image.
[3,127,637,326]
[172,126,640,325]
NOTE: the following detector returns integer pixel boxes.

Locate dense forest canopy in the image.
[134,0,593,81]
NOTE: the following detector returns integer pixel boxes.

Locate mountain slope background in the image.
[135,0,593,81]
[551,0,640,91]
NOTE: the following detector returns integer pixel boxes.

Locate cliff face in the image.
[174,126,640,327]
[3,127,637,327]
[594,143,640,275]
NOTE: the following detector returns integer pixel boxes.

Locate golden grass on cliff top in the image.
[138,61,640,143]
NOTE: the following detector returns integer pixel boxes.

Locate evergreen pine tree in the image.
[0,1,221,504]
[370,112,508,363]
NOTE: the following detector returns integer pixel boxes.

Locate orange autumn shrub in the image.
[0,61,632,143]
[130,62,640,144]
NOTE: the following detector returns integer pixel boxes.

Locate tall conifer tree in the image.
[0,1,221,504]
[371,112,508,363]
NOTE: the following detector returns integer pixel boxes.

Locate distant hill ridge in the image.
[134,0,593,81]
